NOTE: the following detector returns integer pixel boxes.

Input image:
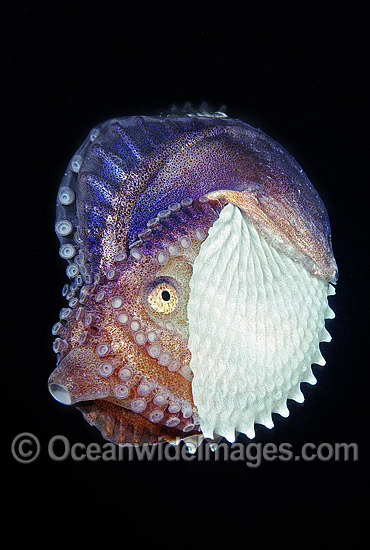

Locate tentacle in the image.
[55,113,337,281]
[50,110,337,445]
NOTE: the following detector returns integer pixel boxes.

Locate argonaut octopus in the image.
[48,105,337,448]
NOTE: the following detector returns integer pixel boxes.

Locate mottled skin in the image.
[50,193,223,444]
[49,111,337,445]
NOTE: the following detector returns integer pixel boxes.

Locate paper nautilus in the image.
[48,106,337,448]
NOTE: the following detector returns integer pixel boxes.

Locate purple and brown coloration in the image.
[48,107,337,447]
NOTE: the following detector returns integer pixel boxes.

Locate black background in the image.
[4,2,368,545]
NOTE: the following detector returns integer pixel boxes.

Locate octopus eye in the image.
[147,281,178,314]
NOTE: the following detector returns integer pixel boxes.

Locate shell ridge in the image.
[189,203,335,442]
[50,112,337,446]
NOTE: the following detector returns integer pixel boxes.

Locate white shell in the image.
[188,204,335,442]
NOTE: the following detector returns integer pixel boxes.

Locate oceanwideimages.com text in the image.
[11,432,359,467]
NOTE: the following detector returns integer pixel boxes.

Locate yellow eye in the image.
[147,281,178,314]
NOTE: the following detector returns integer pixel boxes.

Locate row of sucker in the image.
[53,193,222,366]
[62,113,235,270]
[55,125,102,278]
[52,188,223,434]
[93,351,198,433]
[55,119,225,278]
